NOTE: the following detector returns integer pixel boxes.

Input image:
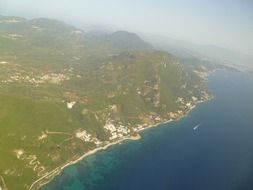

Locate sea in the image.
[42,70,253,190]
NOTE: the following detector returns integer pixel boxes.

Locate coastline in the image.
[29,134,141,190]
[29,98,211,190]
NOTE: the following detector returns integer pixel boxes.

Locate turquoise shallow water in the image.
[42,70,253,190]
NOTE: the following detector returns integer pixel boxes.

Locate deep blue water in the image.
[42,70,253,190]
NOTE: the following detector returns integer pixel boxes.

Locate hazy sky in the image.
[1,0,253,55]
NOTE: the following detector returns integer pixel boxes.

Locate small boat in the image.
[193,123,201,130]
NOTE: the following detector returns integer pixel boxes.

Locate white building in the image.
[67,101,76,109]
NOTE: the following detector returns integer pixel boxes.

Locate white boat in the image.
[193,123,201,130]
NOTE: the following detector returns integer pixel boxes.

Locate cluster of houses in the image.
[75,130,102,146]
[103,120,130,140]
[70,92,210,146]
[2,33,23,40]
[1,72,69,86]
[0,18,21,23]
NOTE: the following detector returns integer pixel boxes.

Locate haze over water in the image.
[42,70,253,190]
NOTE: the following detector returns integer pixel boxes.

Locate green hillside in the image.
[0,16,211,190]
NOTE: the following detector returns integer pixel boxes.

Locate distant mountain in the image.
[108,31,153,50]
[86,30,153,52]
[143,34,253,68]
[0,16,152,52]
[191,44,253,67]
